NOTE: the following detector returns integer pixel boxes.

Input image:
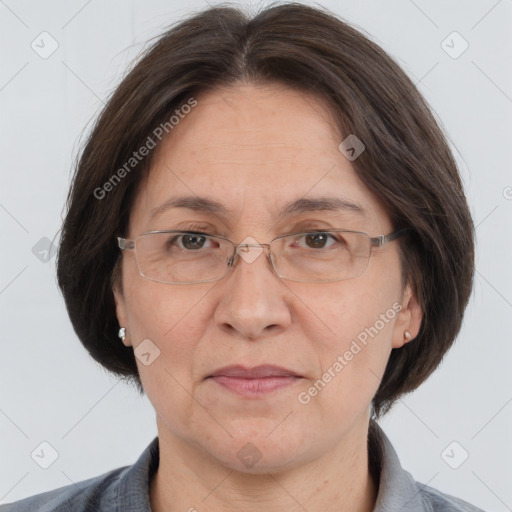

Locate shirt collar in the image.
[116,436,159,511]
[369,420,426,511]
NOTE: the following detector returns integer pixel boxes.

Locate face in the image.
[114,83,422,473]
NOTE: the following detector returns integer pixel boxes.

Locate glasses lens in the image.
[134,232,232,283]
[271,231,372,282]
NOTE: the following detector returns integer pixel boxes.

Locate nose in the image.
[213,243,292,340]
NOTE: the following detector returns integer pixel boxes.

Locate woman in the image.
[1,2,482,511]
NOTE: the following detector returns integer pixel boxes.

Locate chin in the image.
[200,426,314,474]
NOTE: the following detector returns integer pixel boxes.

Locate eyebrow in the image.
[149,195,364,221]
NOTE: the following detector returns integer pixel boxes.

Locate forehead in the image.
[130,84,390,233]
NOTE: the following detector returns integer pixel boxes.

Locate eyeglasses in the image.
[117,228,409,284]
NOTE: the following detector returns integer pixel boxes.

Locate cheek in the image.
[296,272,401,412]
[122,277,221,431]
[302,271,400,348]
[122,267,217,376]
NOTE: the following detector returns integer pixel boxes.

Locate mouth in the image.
[206,365,302,397]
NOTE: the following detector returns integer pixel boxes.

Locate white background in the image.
[0,0,511,510]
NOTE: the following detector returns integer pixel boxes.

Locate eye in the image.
[168,232,219,251]
[294,232,339,249]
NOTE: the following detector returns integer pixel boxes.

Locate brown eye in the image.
[293,232,337,250]
[304,233,330,249]
[180,234,208,250]
[167,232,221,252]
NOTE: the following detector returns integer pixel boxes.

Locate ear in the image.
[392,283,423,349]
[112,277,132,347]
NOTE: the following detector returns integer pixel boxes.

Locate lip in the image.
[208,364,301,379]
[210,375,300,396]
[207,365,302,398]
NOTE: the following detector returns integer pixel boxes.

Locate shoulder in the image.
[0,436,159,512]
[0,466,127,512]
[418,485,486,512]
[369,421,485,512]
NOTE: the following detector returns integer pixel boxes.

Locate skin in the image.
[113,83,422,512]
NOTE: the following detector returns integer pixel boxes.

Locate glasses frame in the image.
[117,228,410,284]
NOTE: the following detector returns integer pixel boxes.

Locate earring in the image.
[118,327,126,343]
[404,330,411,340]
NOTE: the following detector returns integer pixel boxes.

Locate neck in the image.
[150,416,378,512]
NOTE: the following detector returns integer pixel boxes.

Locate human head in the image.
[56,2,474,421]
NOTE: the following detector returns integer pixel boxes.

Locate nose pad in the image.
[227,239,273,273]
[237,245,264,265]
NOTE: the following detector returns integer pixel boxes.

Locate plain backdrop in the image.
[0,0,511,510]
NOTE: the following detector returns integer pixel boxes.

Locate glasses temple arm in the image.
[117,237,135,250]
[372,228,411,247]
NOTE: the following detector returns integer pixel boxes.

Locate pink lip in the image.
[207,365,302,397]
[209,364,301,379]
[210,375,300,396]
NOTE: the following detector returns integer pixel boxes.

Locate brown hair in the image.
[56,2,474,418]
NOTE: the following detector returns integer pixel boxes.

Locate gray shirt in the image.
[0,422,484,511]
